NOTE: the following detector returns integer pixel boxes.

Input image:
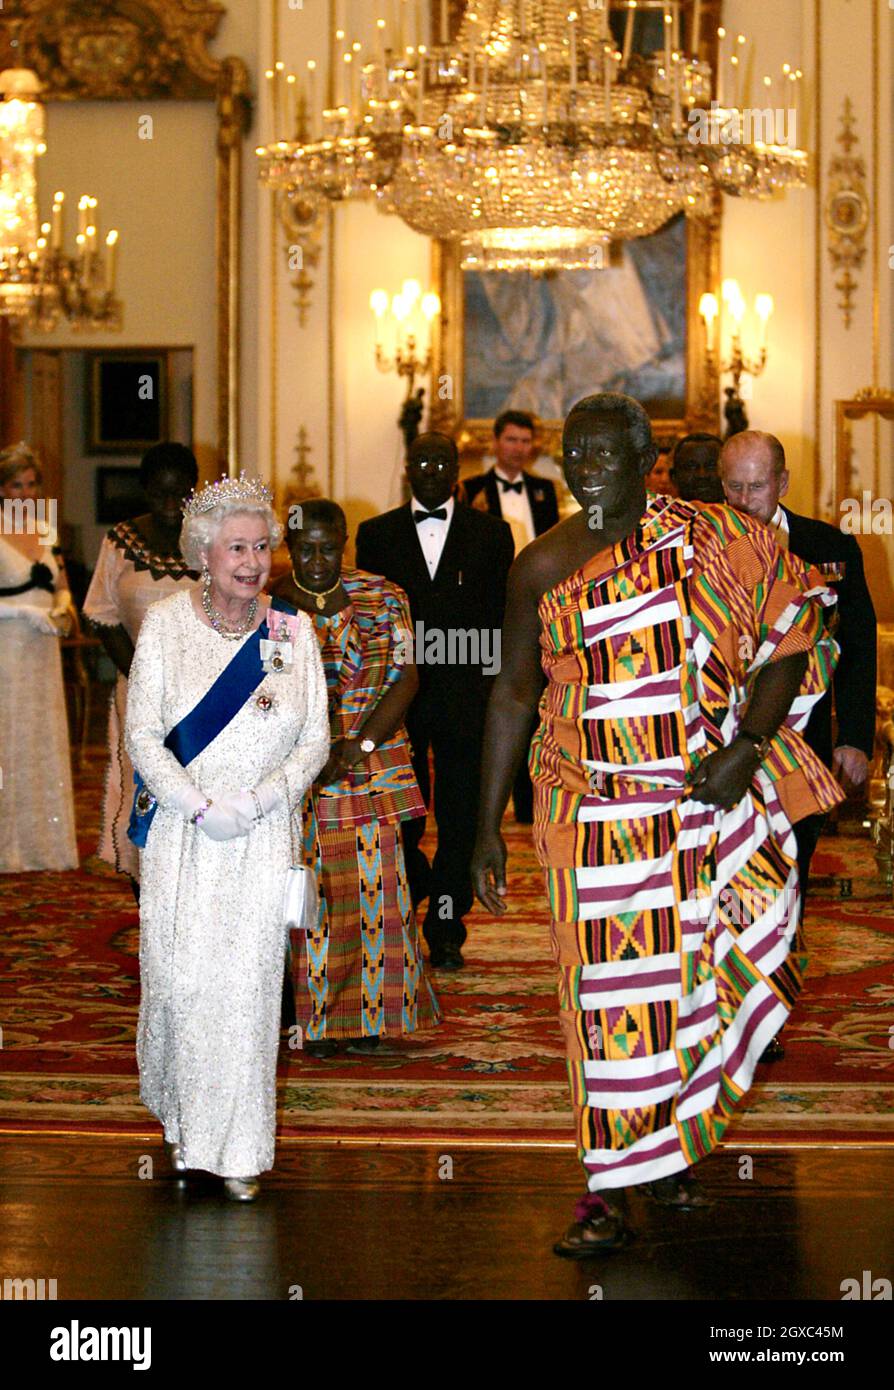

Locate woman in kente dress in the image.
[125,475,329,1200]
[0,442,77,872]
[84,444,199,890]
[272,499,439,1057]
[473,393,842,1256]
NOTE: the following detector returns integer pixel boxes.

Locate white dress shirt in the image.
[494,468,536,554]
[412,494,454,579]
[769,504,789,550]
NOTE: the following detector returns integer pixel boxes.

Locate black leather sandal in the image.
[552,1192,631,1259]
[646,1169,713,1209]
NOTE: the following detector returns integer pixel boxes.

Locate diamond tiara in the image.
[182,473,273,519]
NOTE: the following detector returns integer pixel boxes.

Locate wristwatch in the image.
[736,728,772,761]
[359,737,376,755]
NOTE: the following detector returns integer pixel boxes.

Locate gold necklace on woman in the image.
[291,570,342,612]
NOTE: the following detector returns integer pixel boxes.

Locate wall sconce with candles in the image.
[369,278,441,451]
[699,279,773,438]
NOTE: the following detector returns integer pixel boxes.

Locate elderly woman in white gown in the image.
[125,475,328,1201]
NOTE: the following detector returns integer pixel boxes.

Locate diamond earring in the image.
[202,564,211,586]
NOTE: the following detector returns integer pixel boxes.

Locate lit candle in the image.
[692,0,702,54]
[307,61,317,138]
[755,293,773,346]
[699,291,718,352]
[569,11,578,94]
[77,195,88,239]
[671,3,680,51]
[417,46,427,123]
[519,0,527,38]
[105,230,118,294]
[603,43,612,117]
[440,0,448,44]
[663,8,672,75]
[622,1,636,67]
[735,34,746,107]
[274,61,285,139]
[51,191,64,250]
[416,0,424,49]
[377,16,387,74]
[672,51,681,126]
[716,27,726,106]
[286,73,297,139]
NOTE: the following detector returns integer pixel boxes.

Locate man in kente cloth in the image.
[471,393,843,1257]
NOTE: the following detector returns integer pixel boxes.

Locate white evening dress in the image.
[0,537,78,872]
[125,591,329,1177]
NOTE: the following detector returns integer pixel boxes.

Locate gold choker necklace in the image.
[291,570,342,612]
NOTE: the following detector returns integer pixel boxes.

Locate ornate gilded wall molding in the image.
[0,0,226,99]
[278,193,323,330]
[825,97,870,330]
[279,426,321,516]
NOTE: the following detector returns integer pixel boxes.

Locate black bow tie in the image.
[498,477,524,495]
[414,507,448,523]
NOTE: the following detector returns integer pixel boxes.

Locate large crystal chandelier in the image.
[0,68,121,329]
[257,0,807,273]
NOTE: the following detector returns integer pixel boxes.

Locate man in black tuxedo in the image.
[463,410,560,547]
[463,410,560,821]
[720,430,877,1060]
[356,432,515,970]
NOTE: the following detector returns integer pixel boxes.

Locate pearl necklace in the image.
[201,582,258,639]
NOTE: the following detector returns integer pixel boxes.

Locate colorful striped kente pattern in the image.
[531,496,843,1190]
[293,570,438,1040]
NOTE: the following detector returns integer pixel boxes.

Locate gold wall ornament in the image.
[825,97,870,330]
[0,0,249,474]
[0,0,225,100]
[277,427,321,549]
[278,192,323,329]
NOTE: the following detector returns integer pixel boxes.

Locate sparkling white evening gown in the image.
[125,591,329,1177]
[0,537,78,872]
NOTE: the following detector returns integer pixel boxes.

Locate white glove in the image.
[170,784,209,823]
[199,800,247,842]
[7,604,61,635]
[220,790,258,836]
[254,781,283,818]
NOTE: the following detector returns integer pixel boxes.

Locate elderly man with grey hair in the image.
[125,475,329,1200]
[719,430,877,1062]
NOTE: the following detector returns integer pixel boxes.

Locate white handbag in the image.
[282,865,319,935]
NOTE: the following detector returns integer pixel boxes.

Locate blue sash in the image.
[127,597,296,848]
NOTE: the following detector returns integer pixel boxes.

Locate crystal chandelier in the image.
[257,1,807,273]
[0,68,121,329]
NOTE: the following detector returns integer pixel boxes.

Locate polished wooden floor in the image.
[0,1138,891,1301]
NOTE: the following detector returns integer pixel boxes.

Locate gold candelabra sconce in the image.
[369,279,441,451]
[699,279,773,437]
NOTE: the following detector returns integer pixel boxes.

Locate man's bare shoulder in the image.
[510,512,585,599]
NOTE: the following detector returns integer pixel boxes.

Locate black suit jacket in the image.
[463,469,560,537]
[355,502,515,715]
[783,506,877,765]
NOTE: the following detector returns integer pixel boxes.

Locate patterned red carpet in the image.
[1,743,892,1145]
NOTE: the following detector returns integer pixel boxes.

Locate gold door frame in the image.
[0,0,250,475]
